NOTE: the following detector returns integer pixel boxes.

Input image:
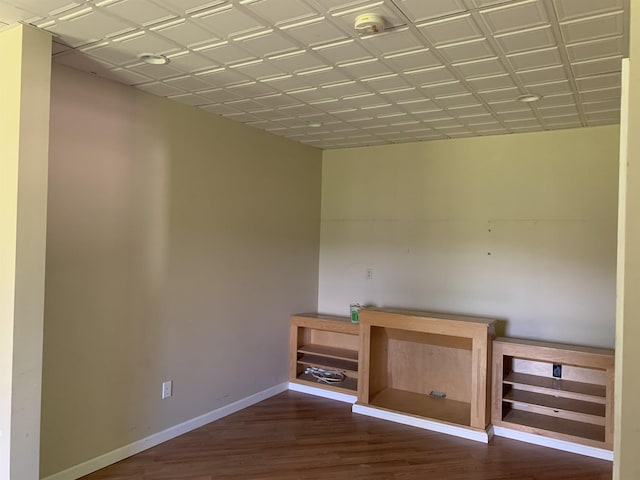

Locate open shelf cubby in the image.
[492,337,614,450]
[289,314,359,395]
[355,309,496,440]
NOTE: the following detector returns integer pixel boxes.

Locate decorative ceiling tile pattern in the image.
[0,0,629,149]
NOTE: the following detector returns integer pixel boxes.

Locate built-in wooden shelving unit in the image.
[289,314,359,399]
[354,308,496,442]
[492,337,614,458]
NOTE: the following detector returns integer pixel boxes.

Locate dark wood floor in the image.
[81,391,612,480]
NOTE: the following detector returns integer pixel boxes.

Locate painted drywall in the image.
[614,2,640,476]
[0,25,51,480]
[40,64,322,477]
[319,126,619,348]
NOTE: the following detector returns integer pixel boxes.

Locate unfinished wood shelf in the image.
[355,308,496,442]
[503,372,606,401]
[370,388,472,426]
[492,337,614,453]
[289,313,359,397]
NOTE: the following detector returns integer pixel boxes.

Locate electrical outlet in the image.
[162,380,173,399]
[366,268,373,280]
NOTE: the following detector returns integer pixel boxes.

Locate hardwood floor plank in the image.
[80,391,611,479]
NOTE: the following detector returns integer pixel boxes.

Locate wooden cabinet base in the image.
[352,403,493,443]
[492,425,613,461]
[288,380,357,404]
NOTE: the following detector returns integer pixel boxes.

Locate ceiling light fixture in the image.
[354,13,385,34]
[139,53,170,65]
[517,93,542,103]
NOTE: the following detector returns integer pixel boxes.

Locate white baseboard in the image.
[352,403,492,443]
[492,426,613,461]
[42,382,289,480]
[288,382,357,404]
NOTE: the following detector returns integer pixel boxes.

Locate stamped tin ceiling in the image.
[0,0,629,149]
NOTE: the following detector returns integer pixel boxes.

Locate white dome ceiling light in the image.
[354,13,385,35]
[138,54,170,65]
[517,93,543,103]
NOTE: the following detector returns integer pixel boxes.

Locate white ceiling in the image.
[0,0,628,149]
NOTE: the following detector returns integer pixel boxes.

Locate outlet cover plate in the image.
[162,380,173,399]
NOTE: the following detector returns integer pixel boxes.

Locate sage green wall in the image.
[41,64,322,477]
[320,126,619,348]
